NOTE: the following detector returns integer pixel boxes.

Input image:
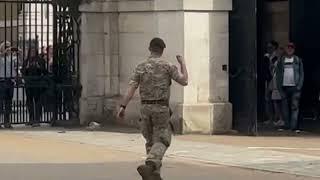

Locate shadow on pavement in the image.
[0,161,317,180]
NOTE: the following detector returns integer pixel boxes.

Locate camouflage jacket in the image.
[129,57,181,101]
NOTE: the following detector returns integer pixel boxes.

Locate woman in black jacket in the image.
[22,48,47,127]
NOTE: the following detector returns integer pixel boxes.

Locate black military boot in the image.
[137,164,163,180]
[152,172,163,180]
[137,164,153,180]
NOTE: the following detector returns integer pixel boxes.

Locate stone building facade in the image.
[79,0,233,134]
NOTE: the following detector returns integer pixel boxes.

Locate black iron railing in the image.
[0,0,81,126]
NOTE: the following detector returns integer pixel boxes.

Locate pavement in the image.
[178,134,320,156]
[0,132,318,180]
[2,126,320,179]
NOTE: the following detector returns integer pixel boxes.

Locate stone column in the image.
[78,0,233,134]
[116,0,233,134]
[79,0,119,125]
[178,7,233,134]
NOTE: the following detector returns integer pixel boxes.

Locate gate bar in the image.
[22,2,26,123]
[10,3,13,79]
[16,2,20,123]
[41,0,43,53]
[28,2,31,50]
[0,1,52,4]
[46,1,50,122]
[4,2,7,79]
[35,0,38,49]
[46,2,50,71]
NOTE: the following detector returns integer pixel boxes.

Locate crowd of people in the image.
[0,41,53,128]
[261,41,304,133]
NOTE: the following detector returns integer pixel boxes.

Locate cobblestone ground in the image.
[0,128,319,179]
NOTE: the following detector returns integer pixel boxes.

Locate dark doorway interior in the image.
[230,0,320,134]
[257,0,290,127]
[258,0,320,132]
[290,0,320,132]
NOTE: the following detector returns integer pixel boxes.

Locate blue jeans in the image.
[282,87,301,130]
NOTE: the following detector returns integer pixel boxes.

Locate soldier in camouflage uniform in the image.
[117,38,188,180]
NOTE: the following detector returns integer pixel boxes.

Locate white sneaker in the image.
[264,120,272,125]
[273,120,285,127]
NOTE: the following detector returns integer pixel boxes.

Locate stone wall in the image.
[263,1,289,46]
[79,0,233,134]
[79,4,120,125]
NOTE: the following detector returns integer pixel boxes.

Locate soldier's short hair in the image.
[149,38,166,54]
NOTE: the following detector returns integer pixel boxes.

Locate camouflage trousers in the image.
[139,104,172,174]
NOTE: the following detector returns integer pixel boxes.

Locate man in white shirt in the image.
[276,43,304,133]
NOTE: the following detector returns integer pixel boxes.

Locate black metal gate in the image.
[0,0,81,126]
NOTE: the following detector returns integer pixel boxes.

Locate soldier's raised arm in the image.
[170,55,188,86]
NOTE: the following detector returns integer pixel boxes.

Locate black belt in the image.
[141,100,169,106]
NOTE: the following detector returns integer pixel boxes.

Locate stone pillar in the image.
[175,1,233,134]
[79,0,233,134]
[79,1,119,125]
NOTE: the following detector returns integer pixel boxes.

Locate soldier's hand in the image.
[176,55,185,64]
[117,107,126,119]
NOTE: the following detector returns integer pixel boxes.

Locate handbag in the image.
[271,89,282,100]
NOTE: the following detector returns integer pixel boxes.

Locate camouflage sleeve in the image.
[169,64,181,82]
[128,65,142,88]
